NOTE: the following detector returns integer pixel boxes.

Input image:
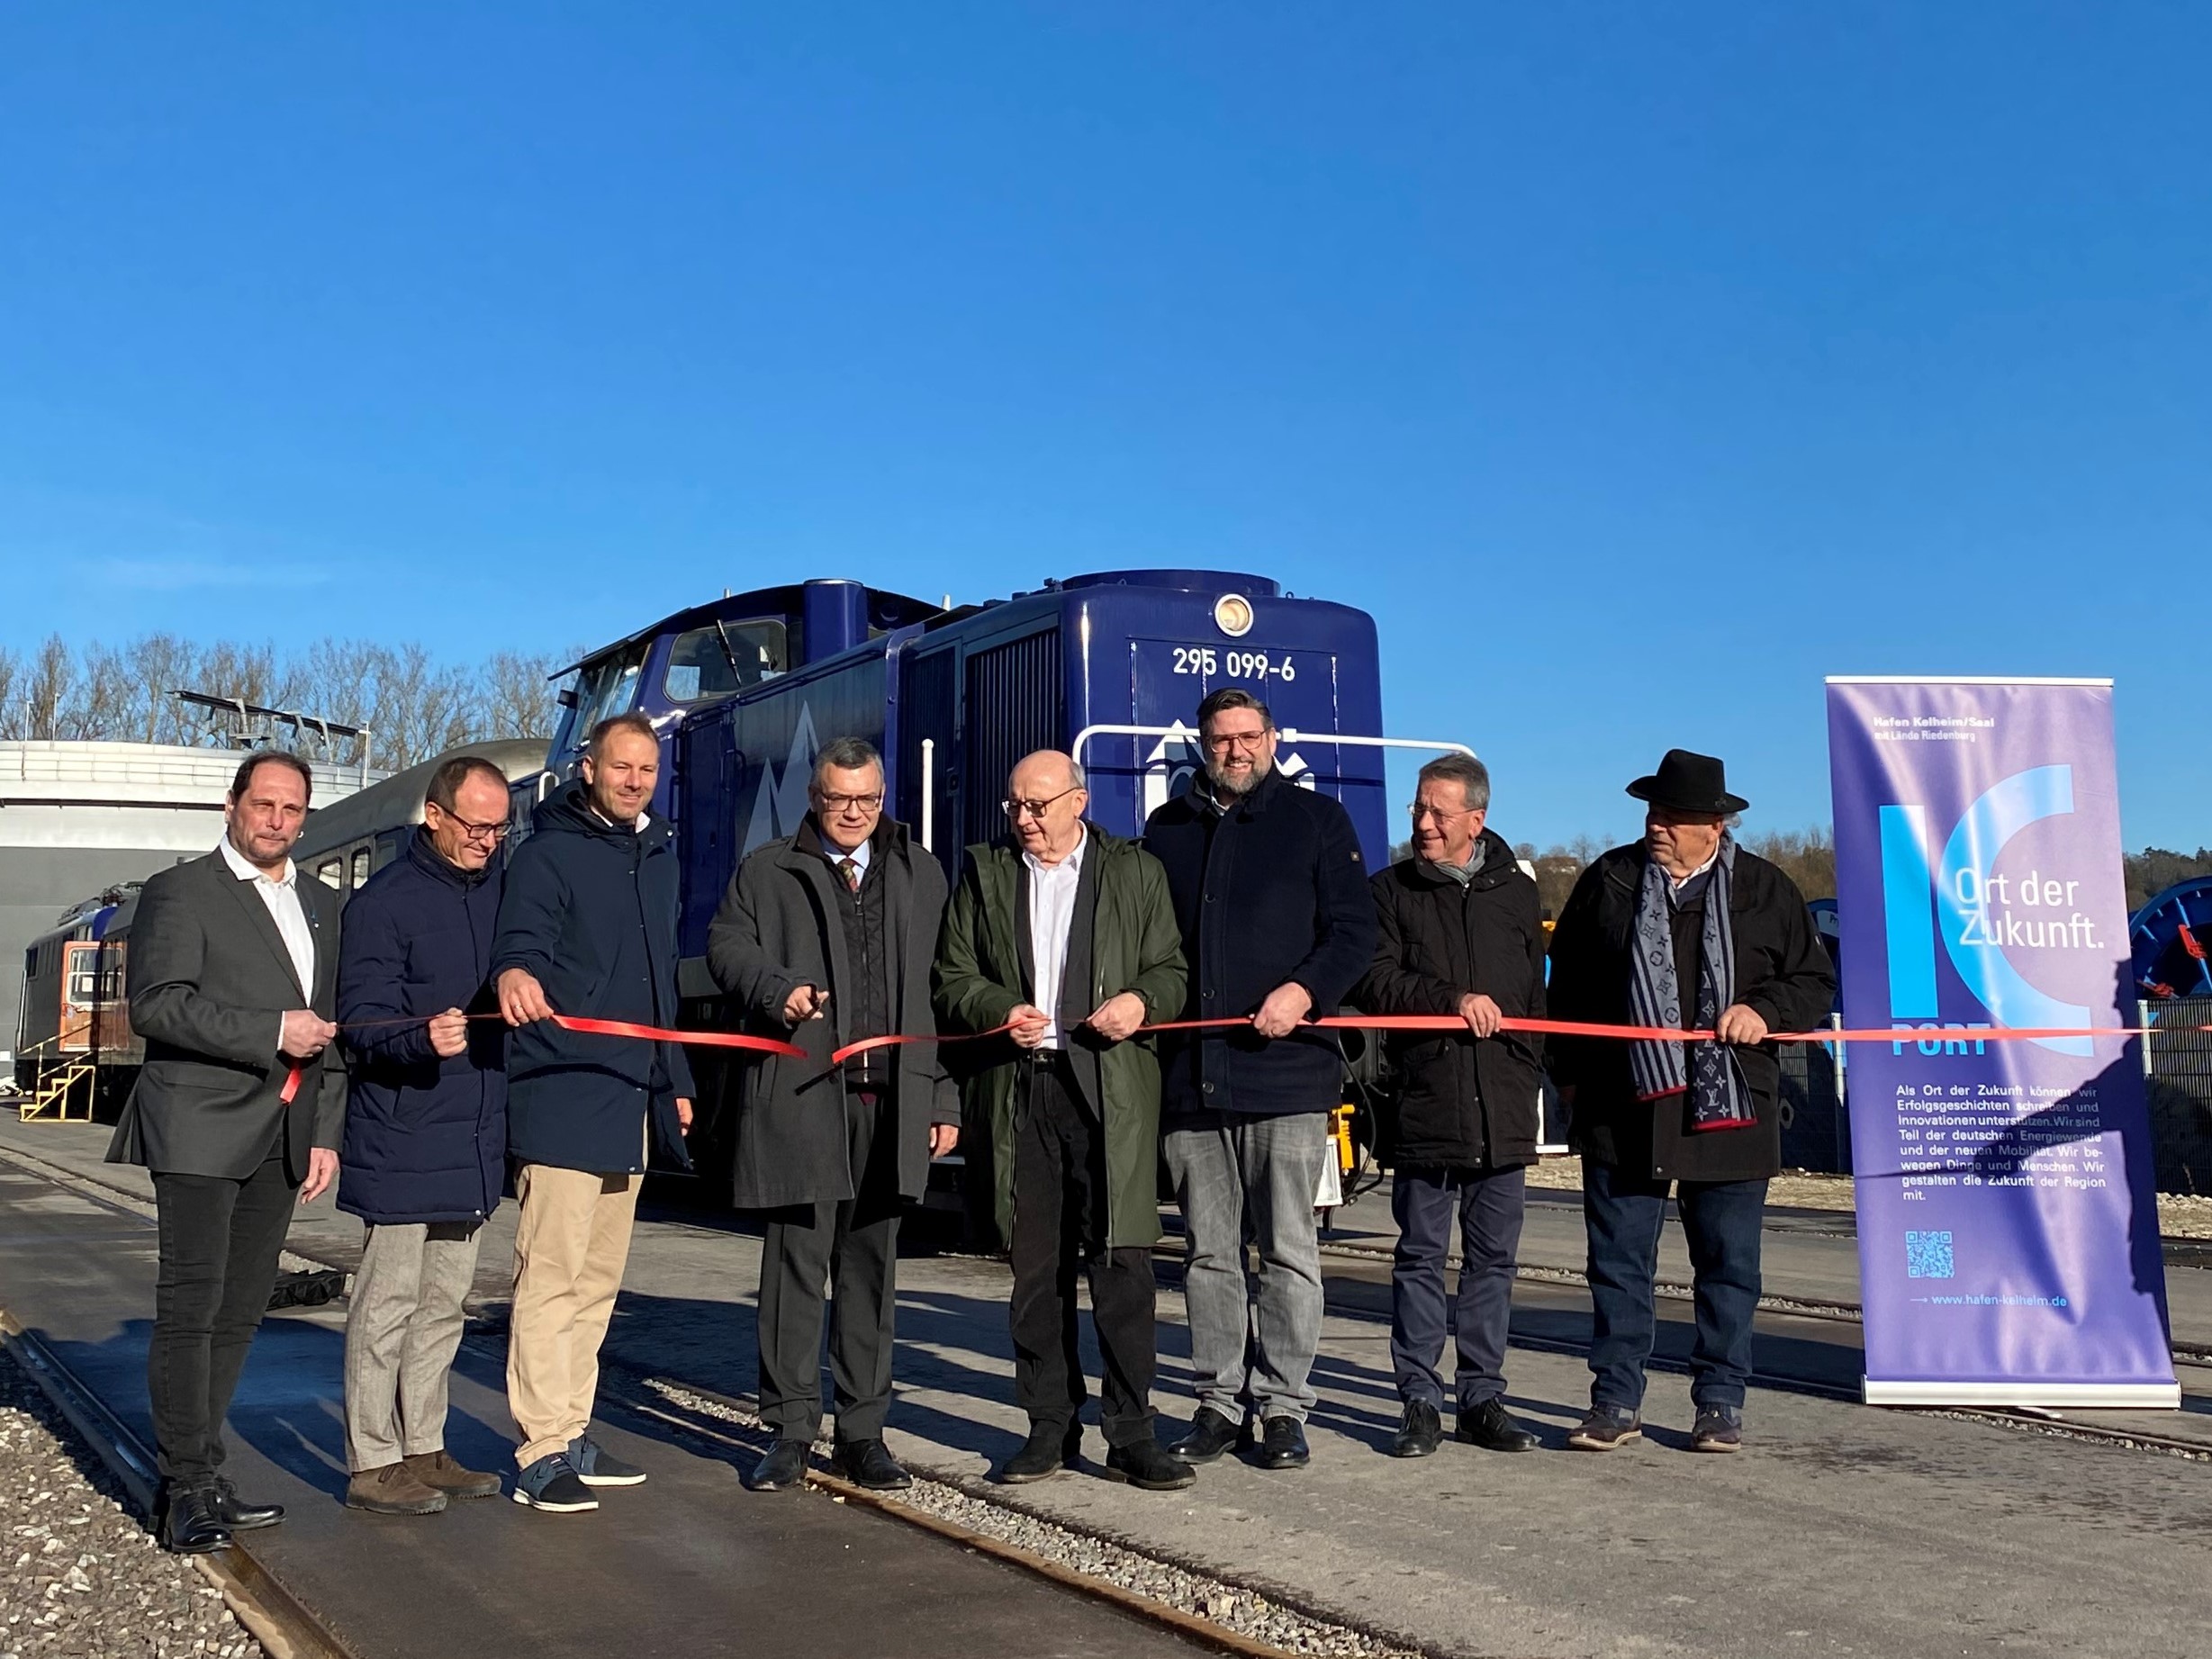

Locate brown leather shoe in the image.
[405,1449,504,1499]
[345,1462,447,1515]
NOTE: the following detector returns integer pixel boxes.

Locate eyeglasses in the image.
[1202,730,1271,753]
[1003,785,1083,821]
[1407,802,1479,825]
[816,791,884,813]
[429,805,511,843]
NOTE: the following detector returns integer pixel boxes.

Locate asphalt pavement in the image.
[4,1115,2208,1659]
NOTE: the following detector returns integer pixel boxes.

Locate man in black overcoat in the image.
[1547,750,1835,1453]
[107,750,346,1554]
[707,736,956,1494]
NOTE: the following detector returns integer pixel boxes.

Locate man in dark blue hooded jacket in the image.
[337,753,512,1516]
[492,711,694,1515]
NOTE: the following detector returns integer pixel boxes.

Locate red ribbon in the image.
[281,1011,807,1104]
[283,1008,2207,1104]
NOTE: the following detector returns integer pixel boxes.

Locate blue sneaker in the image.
[569,1434,647,1487]
[511,1452,598,1512]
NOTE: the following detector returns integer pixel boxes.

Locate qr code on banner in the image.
[1905,1231,1955,1280]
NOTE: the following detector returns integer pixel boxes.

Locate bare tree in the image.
[371,644,475,769]
[23,636,72,741]
[484,649,570,741]
[1745,825,1837,901]
[0,645,22,740]
[4,631,578,770]
[116,635,205,744]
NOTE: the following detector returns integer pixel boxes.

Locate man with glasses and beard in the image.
[1142,689,1377,1473]
[336,753,514,1516]
[708,736,957,1494]
[934,751,1192,1491]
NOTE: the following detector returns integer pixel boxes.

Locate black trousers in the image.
[756,1087,902,1445]
[1010,1054,1158,1448]
[148,1146,297,1486]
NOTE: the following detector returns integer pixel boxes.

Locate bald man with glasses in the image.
[934,751,1193,1489]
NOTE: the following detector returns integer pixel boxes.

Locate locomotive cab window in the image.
[350,848,372,888]
[317,859,343,890]
[663,621,787,703]
[564,642,652,746]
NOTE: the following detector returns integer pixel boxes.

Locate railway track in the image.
[5,1133,2207,1659]
[0,1143,1429,1659]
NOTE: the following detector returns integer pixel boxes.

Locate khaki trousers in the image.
[507,1162,642,1468]
[344,1219,483,1472]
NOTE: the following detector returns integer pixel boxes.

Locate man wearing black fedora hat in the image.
[1546,750,1834,1454]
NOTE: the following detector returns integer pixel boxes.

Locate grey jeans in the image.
[343,1220,483,1472]
[1162,1112,1330,1424]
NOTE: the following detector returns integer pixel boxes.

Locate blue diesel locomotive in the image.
[529,568,1472,1197]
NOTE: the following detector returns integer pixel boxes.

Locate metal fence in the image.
[1774,1000,2212,1194]
[2144,996,2212,1195]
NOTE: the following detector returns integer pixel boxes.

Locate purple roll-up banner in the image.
[1826,678,2178,1407]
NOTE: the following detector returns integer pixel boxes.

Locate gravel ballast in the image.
[0,1348,261,1659]
[632,1374,1425,1659]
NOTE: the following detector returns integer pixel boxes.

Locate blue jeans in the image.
[1582,1159,1766,1412]
[1390,1165,1525,1411]
[1163,1112,1329,1424]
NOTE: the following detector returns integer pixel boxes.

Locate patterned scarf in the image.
[1627,834,1756,1133]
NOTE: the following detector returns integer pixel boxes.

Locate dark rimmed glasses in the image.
[429,804,511,843]
[1004,785,1084,821]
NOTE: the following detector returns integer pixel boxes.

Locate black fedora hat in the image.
[1625,749,1748,816]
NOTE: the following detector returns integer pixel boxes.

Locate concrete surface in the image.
[4,1115,2208,1659]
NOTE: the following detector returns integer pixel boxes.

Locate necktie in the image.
[838,856,861,894]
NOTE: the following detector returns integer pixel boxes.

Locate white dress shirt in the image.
[1024,825,1088,1050]
[219,834,316,1052]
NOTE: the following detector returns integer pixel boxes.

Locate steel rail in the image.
[0,1307,356,1659]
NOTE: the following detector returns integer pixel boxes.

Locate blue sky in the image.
[4,4,2207,851]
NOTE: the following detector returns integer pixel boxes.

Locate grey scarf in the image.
[1627,835,1756,1133]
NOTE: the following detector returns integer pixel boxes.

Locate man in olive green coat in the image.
[934,750,1193,1491]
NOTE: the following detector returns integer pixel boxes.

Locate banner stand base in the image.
[1864,1379,2182,1409]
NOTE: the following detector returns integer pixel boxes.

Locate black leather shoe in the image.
[1389,1400,1443,1458]
[744,1440,809,1492]
[830,1438,913,1492]
[1167,1406,1241,1465]
[211,1476,285,1530]
[1102,1438,1196,1491]
[158,1486,233,1555]
[1455,1399,1539,1454]
[995,1424,1081,1484]
[1253,1415,1309,1471]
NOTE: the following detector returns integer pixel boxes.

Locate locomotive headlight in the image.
[1213,593,1255,637]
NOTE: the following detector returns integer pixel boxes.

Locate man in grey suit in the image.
[108,750,346,1554]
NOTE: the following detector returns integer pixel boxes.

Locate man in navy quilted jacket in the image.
[336,753,512,1516]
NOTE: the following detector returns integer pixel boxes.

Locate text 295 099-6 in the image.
[1170,646,1297,682]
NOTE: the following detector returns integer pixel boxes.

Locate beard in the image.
[1205,756,1269,799]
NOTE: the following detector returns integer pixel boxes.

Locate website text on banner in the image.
[1826,677,2177,1409]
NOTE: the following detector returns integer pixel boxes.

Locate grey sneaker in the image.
[512,1452,598,1512]
[569,1434,646,1487]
